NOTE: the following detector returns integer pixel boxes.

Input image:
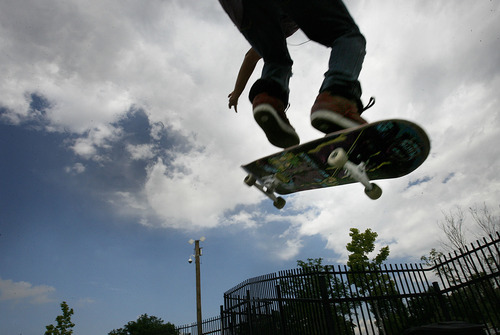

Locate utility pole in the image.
[189,237,205,335]
[194,240,202,335]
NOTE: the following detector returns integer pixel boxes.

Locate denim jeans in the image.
[240,0,366,102]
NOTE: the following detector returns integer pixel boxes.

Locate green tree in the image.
[45,301,75,335]
[108,314,177,335]
[346,228,389,269]
[346,228,408,335]
[277,258,355,334]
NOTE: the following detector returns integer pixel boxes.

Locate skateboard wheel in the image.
[365,183,382,200]
[273,197,286,209]
[327,148,348,168]
[244,174,256,186]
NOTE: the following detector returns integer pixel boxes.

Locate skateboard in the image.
[242,119,430,209]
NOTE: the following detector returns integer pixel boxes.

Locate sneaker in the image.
[310,92,368,134]
[252,92,300,148]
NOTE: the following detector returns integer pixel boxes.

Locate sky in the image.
[0,0,499,334]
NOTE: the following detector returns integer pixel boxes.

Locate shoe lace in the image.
[363,97,376,112]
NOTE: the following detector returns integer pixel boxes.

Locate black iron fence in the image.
[177,233,499,334]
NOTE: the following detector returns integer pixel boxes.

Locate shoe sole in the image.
[254,104,300,148]
[311,109,364,134]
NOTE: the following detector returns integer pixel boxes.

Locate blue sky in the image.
[1,1,499,334]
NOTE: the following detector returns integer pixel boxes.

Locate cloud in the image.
[65,162,86,174]
[140,151,253,230]
[127,143,156,161]
[1,0,499,261]
[76,297,96,307]
[0,278,55,304]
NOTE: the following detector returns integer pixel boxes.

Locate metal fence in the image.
[177,233,499,334]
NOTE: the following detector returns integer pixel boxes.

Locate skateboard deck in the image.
[242,119,430,208]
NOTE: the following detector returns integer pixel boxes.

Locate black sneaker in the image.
[252,92,300,148]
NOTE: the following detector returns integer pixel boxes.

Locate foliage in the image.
[420,205,500,331]
[278,258,356,335]
[346,228,389,269]
[346,228,391,299]
[435,203,498,253]
[422,202,499,280]
[108,314,177,335]
[420,248,444,267]
[346,228,410,334]
[469,202,499,237]
[45,301,75,335]
[276,228,394,335]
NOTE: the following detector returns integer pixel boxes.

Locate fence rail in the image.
[177,233,499,335]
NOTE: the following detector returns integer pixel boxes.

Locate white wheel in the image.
[365,183,382,200]
[244,174,256,186]
[327,148,348,168]
[273,197,286,209]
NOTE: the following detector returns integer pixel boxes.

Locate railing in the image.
[176,313,222,335]
[177,233,499,335]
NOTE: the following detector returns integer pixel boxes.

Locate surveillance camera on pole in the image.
[187,237,206,335]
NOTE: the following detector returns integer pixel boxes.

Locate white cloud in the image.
[65,162,86,174]
[2,2,500,334]
[142,149,257,230]
[76,297,96,307]
[0,278,55,304]
[69,124,122,160]
[1,0,499,261]
[126,144,156,161]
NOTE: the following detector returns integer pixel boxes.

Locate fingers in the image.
[229,101,238,113]
[228,92,238,113]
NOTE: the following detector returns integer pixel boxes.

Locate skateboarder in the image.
[219,0,372,148]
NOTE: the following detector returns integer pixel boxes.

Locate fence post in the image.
[319,274,335,334]
[246,290,253,335]
[275,284,287,335]
[432,281,451,321]
[220,305,224,335]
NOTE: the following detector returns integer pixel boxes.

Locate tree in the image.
[469,202,499,238]
[346,228,409,335]
[422,202,499,280]
[346,228,390,269]
[108,314,177,335]
[436,202,499,253]
[45,301,75,335]
[279,258,356,335]
[420,248,444,267]
[420,204,500,329]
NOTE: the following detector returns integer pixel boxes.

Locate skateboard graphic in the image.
[242,119,430,209]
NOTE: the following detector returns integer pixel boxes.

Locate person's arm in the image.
[228,48,261,113]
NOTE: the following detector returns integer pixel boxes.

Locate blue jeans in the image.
[241,0,366,103]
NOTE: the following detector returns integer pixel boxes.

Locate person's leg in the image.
[238,0,300,147]
[283,0,369,133]
[284,0,365,98]
[240,0,293,103]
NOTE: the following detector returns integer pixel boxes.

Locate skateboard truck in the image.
[244,175,286,209]
[244,147,381,209]
[242,120,430,208]
[327,148,382,200]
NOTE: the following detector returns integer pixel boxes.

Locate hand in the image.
[228,92,239,113]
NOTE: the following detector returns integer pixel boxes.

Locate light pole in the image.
[188,237,205,335]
